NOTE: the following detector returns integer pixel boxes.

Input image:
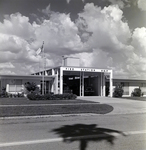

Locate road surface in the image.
[0,113,146,150]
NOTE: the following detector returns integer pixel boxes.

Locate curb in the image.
[0,113,100,120]
[0,103,99,107]
[1,111,146,120]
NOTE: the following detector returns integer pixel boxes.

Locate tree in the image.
[24,82,38,93]
[131,88,143,97]
[113,84,124,97]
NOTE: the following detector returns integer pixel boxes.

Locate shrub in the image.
[27,93,77,100]
[62,93,77,99]
[27,93,38,100]
[113,84,124,97]
[52,93,77,100]
[0,87,9,98]
[0,92,9,98]
[131,88,143,97]
[72,94,77,99]
[54,94,63,100]
[44,93,54,100]
[62,93,70,99]
[17,92,24,97]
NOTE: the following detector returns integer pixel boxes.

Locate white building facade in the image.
[33,66,113,97]
[1,57,146,97]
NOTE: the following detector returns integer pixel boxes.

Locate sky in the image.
[0,0,146,79]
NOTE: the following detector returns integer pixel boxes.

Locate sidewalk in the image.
[78,96,146,115]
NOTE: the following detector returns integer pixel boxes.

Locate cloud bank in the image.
[0,3,146,79]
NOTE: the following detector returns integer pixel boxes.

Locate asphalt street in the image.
[0,113,146,150]
[0,97,146,150]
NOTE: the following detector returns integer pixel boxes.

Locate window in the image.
[9,85,22,92]
[122,82,129,95]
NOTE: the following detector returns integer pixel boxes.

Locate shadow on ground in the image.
[52,124,126,150]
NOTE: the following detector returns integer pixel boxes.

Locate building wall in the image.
[140,83,146,95]
[64,57,80,67]
[113,79,146,97]
[2,70,146,97]
[4,79,41,94]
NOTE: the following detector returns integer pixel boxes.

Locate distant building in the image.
[0,57,146,97]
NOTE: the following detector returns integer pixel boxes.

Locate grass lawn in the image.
[0,97,113,117]
[0,97,97,105]
[122,97,146,101]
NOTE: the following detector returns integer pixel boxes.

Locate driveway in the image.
[78,96,146,115]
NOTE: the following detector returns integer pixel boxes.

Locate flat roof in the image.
[113,78,146,82]
[0,74,56,80]
[0,74,146,81]
[32,66,112,75]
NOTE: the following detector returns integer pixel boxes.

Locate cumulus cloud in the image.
[66,0,71,4]
[131,27,146,57]
[41,4,52,16]
[0,10,85,75]
[73,3,146,79]
[0,62,14,69]
[75,3,134,78]
[127,27,146,79]
[33,13,85,54]
[0,69,16,75]
[108,0,125,9]
[0,3,146,79]
[0,13,35,40]
[137,0,146,11]
[108,0,132,8]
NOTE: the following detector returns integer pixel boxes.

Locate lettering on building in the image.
[81,68,96,72]
[101,69,109,72]
[65,67,74,71]
[64,67,109,72]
